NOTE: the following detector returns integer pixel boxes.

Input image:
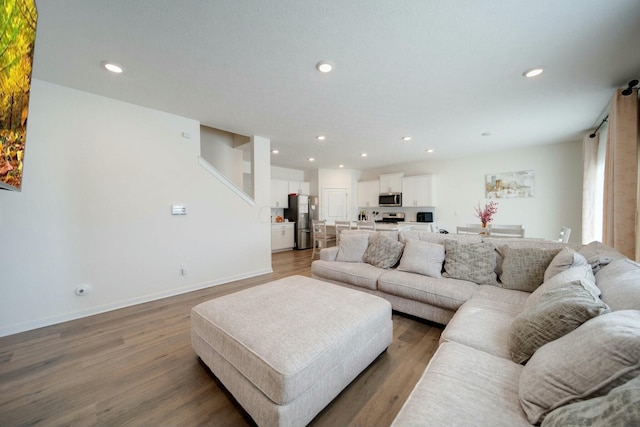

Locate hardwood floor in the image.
[0,250,443,427]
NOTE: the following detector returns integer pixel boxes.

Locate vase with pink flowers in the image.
[475,201,498,228]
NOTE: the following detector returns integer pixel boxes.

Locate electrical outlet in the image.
[75,284,91,296]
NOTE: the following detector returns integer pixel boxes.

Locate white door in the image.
[321,188,348,222]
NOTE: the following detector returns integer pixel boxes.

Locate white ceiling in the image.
[31,0,640,171]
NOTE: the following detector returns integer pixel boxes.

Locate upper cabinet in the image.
[272,179,311,208]
[288,180,310,195]
[379,173,404,193]
[402,175,435,207]
[357,180,379,208]
[271,179,289,208]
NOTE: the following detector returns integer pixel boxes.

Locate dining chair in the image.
[558,226,571,243]
[456,226,485,235]
[334,220,353,245]
[487,225,525,238]
[356,221,376,231]
[311,220,336,260]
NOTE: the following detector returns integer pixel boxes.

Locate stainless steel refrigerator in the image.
[285,195,318,249]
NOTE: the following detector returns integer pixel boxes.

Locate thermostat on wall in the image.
[171,205,186,215]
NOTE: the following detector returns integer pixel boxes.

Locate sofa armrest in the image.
[320,247,339,261]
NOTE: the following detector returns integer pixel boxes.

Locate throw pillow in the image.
[335,232,371,262]
[519,310,640,425]
[578,240,626,274]
[508,280,610,364]
[541,376,640,427]
[397,239,445,278]
[543,247,589,282]
[362,233,405,269]
[442,240,497,286]
[524,264,598,311]
[498,246,562,292]
[595,258,640,311]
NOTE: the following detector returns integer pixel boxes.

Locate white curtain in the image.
[581,133,600,243]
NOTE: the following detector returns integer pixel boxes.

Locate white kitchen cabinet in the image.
[271,223,295,251]
[271,179,289,208]
[288,180,310,195]
[357,180,379,208]
[379,173,404,193]
[402,175,435,207]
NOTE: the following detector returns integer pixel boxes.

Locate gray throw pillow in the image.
[595,258,640,311]
[509,280,609,364]
[397,239,445,278]
[578,240,626,273]
[498,246,562,292]
[363,233,405,269]
[524,264,598,311]
[519,310,640,425]
[442,240,497,286]
[335,232,371,262]
[543,247,589,282]
[541,376,640,427]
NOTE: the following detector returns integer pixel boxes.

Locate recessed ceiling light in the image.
[316,60,334,73]
[426,149,434,153]
[522,67,544,78]
[361,153,367,157]
[339,164,344,168]
[271,149,279,154]
[316,135,326,141]
[402,136,412,141]
[308,157,315,162]
[101,61,124,73]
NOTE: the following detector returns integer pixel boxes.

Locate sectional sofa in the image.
[311,230,640,426]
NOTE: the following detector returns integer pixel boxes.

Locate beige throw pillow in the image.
[541,376,640,427]
[362,233,404,269]
[508,280,610,364]
[595,258,640,311]
[397,239,445,278]
[442,240,497,286]
[519,310,640,425]
[543,247,589,282]
[498,246,561,292]
[335,232,370,262]
[524,264,598,311]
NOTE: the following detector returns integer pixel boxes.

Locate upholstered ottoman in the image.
[191,275,393,427]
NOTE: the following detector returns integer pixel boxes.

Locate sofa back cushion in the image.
[578,241,626,274]
[442,240,497,286]
[595,258,640,311]
[400,231,482,245]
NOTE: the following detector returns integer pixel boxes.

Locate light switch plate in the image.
[171,205,186,215]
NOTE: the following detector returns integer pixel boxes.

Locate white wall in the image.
[200,126,244,188]
[0,80,273,337]
[361,142,583,242]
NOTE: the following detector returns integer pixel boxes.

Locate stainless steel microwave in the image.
[379,192,402,207]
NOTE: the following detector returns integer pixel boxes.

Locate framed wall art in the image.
[485,170,535,199]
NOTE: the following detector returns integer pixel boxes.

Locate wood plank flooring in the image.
[0,250,443,427]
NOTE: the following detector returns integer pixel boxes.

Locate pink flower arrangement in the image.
[475,201,498,226]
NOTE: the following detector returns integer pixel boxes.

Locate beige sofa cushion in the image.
[498,246,562,292]
[541,376,640,427]
[519,310,640,425]
[442,240,498,286]
[397,239,445,278]
[578,240,626,273]
[543,247,589,282]
[310,260,385,290]
[524,264,597,311]
[362,233,404,269]
[400,231,482,245]
[335,232,371,262]
[378,270,477,311]
[392,342,530,427]
[595,258,640,310]
[508,280,610,364]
